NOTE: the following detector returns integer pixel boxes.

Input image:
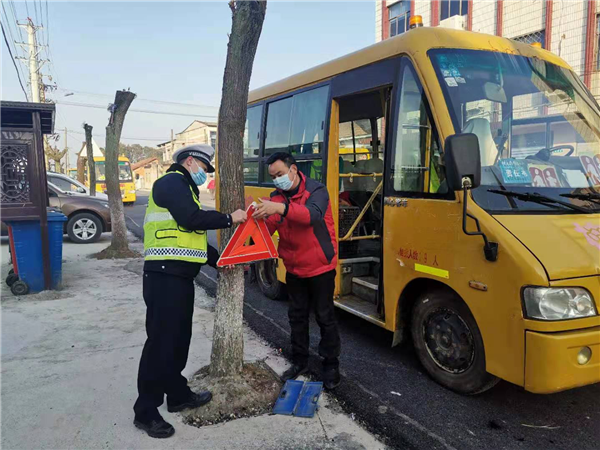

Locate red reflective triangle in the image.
[217,203,278,267]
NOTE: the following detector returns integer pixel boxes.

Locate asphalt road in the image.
[126,193,600,450]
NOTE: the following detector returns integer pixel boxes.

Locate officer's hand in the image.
[231,209,248,224]
[253,200,285,219]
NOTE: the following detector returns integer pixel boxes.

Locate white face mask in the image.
[273,170,296,191]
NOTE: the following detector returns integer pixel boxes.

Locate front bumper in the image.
[525,326,600,393]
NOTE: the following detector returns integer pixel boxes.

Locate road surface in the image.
[126,192,600,450]
[125,192,218,286]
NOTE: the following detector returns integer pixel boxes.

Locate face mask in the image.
[273,170,296,191]
[191,160,208,186]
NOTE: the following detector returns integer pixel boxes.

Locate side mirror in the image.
[77,187,86,194]
[444,133,481,191]
[445,133,497,262]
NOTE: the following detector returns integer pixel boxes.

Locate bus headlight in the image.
[523,287,597,320]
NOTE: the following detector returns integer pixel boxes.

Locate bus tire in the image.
[256,260,284,300]
[411,290,499,395]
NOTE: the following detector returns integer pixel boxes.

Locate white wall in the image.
[471,0,496,35]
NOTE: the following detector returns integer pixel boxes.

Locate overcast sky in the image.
[1,1,375,166]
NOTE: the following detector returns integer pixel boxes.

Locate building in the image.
[376,0,600,94]
[131,157,163,191]
[158,120,218,163]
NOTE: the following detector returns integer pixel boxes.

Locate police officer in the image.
[133,144,247,439]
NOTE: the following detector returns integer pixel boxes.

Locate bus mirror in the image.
[444,133,481,191]
[445,133,498,262]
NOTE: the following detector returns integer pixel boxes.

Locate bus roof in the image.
[94,156,130,162]
[248,27,570,104]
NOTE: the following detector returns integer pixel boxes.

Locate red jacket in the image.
[266,173,337,278]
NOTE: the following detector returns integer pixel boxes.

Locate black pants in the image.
[133,271,195,420]
[286,270,341,369]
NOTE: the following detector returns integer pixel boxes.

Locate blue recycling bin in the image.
[7,211,68,293]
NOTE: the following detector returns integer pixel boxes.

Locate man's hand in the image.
[253,200,285,220]
[230,209,248,224]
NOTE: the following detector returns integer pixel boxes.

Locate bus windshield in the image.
[430,49,600,213]
[95,160,133,182]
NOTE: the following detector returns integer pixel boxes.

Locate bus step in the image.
[335,295,385,328]
[352,276,378,304]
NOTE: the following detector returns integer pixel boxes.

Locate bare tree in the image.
[209,0,267,378]
[84,123,96,196]
[97,90,137,259]
[45,145,67,174]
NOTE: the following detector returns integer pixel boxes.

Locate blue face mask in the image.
[191,160,208,186]
[273,170,296,191]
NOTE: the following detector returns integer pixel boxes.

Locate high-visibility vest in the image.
[143,171,208,263]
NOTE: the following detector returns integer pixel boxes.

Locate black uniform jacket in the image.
[143,163,232,279]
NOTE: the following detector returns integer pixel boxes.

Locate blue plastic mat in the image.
[273,380,323,418]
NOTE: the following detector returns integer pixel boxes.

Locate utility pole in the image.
[16,20,46,102]
[17,19,51,169]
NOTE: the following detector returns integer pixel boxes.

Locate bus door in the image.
[382,58,456,335]
[331,84,393,325]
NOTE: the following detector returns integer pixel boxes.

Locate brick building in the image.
[376,0,600,95]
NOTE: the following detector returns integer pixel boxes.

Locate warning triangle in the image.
[217,203,279,267]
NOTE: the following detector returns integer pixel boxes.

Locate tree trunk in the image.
[84,123,96,196]
[77,156,87,184]
[105,90,136,254]
[209,0,267,379]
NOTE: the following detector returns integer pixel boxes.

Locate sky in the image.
[1,1,375,167]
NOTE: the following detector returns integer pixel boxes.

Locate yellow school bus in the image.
[237,24,600,394]
[92,156,136,204]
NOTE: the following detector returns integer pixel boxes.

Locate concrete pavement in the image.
[0,235,385,450]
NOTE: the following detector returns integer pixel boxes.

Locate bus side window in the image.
[392,62,447,195]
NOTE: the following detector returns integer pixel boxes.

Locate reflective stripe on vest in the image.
[144,171,208,264]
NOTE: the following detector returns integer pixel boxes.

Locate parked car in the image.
[1,183,112,244]
[47,183,112,243]
[47,171,109,201]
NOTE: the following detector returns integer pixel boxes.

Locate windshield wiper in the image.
[488,189,592,213]
[560,192,600,205]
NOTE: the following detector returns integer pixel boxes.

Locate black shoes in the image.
[323,366,341,390]
[167,390,213,413]
[281,364,309,381]
[134,415,175,439]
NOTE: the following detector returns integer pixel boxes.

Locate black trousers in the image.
[286,270,341,369]
[133,271,195,420]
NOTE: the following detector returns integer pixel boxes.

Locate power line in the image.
[62,128,166,142]
[55,100,219,120]
[57,87,219,110]
[1,21,29,101]
[3,1,29,92]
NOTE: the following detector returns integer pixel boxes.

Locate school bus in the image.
[85,156,136,204]
[237,23,600,394]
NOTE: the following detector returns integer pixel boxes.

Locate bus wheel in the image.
[256,260,284,300]
[411,290,499,395]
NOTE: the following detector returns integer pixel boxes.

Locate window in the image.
[597,14,600,70]
[49,176,80,193]
[243,85,329,185]
[391,62,447,195]
[264,86,329,156]
[244,105,263,158]
[243,161,259,183]
[440,0,468,21]
[512,30,546,48]
[389,1,411,37]
[210,131,217,149]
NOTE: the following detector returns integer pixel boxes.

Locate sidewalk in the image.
[0,235,385,449]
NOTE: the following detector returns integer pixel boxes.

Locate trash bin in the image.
[5,211,68,294]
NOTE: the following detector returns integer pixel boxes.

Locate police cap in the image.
[173,144,215,173]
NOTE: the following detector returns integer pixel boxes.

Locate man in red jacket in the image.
[253,152,341,389]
